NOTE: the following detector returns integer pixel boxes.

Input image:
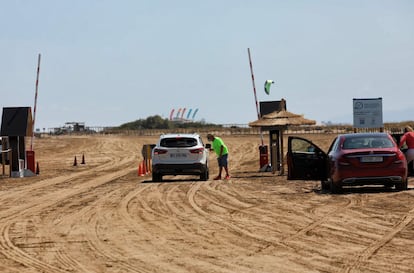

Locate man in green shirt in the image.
[207,134,230,180]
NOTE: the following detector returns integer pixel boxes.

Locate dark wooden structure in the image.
[1,107,33,176]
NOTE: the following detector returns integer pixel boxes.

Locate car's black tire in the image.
[321,180,329,191]
[408,161,414,176]
[200,168,209,181]
[395,179,408,191]
[152,172,162,182]
[330,179,342,194]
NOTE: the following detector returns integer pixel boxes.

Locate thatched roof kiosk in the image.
[249,102,316,175]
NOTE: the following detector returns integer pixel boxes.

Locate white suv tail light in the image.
[189,148,204,154]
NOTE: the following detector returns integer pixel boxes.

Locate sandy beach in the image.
[0,133,413,273]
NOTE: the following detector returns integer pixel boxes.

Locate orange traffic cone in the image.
[73,156,78,166]
[137,162,141,175]
[36,162,40,175]
[81,154,85,164]
[138,161,144,176]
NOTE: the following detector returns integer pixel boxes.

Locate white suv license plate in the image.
[360,156,383,163]
[170,153,187,158]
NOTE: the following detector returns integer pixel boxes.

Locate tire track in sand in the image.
[117,182,261,273]
[193,179,361,247]
[186,182,288,249]
[118,182,240,273]
[185,178,376,272]
[0,138,138,272]
[281,194,364,244]
[343,204,414,273]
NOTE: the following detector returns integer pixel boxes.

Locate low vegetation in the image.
[115,115,221,130]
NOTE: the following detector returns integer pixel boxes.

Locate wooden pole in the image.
[30,53,41,151]
[9,149,12,177]
[1,149,4,176]
[280,130,284,175]
[247,48,264,146]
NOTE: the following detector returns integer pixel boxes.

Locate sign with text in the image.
[353,98,383,128]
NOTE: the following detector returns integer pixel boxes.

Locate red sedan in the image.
[287,132,408,193]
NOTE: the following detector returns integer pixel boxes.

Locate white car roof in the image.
[160,133,200,138]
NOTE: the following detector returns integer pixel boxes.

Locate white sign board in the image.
[353,98,383,128]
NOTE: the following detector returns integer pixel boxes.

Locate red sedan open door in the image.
[287,136,328,181]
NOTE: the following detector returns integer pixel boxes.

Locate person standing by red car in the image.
[399,125,414,174]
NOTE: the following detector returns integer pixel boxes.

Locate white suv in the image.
[151,133,209,182]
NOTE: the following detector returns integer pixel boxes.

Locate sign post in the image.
[353,98,383,130]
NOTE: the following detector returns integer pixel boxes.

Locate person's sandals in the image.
[213,176,221,180]
[225,175,231,180]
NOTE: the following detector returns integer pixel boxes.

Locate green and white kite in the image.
[264,80,274,95]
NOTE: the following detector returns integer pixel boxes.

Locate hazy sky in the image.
[1,0,413,130]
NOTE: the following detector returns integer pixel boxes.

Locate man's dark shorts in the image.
[217,154,228,167]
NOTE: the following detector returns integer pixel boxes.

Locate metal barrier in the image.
[1,149,12,177]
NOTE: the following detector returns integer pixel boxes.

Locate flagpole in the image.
[247,48,264,145]
[30,53,41,151]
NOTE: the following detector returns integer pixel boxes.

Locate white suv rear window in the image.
[160,137,198,148]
